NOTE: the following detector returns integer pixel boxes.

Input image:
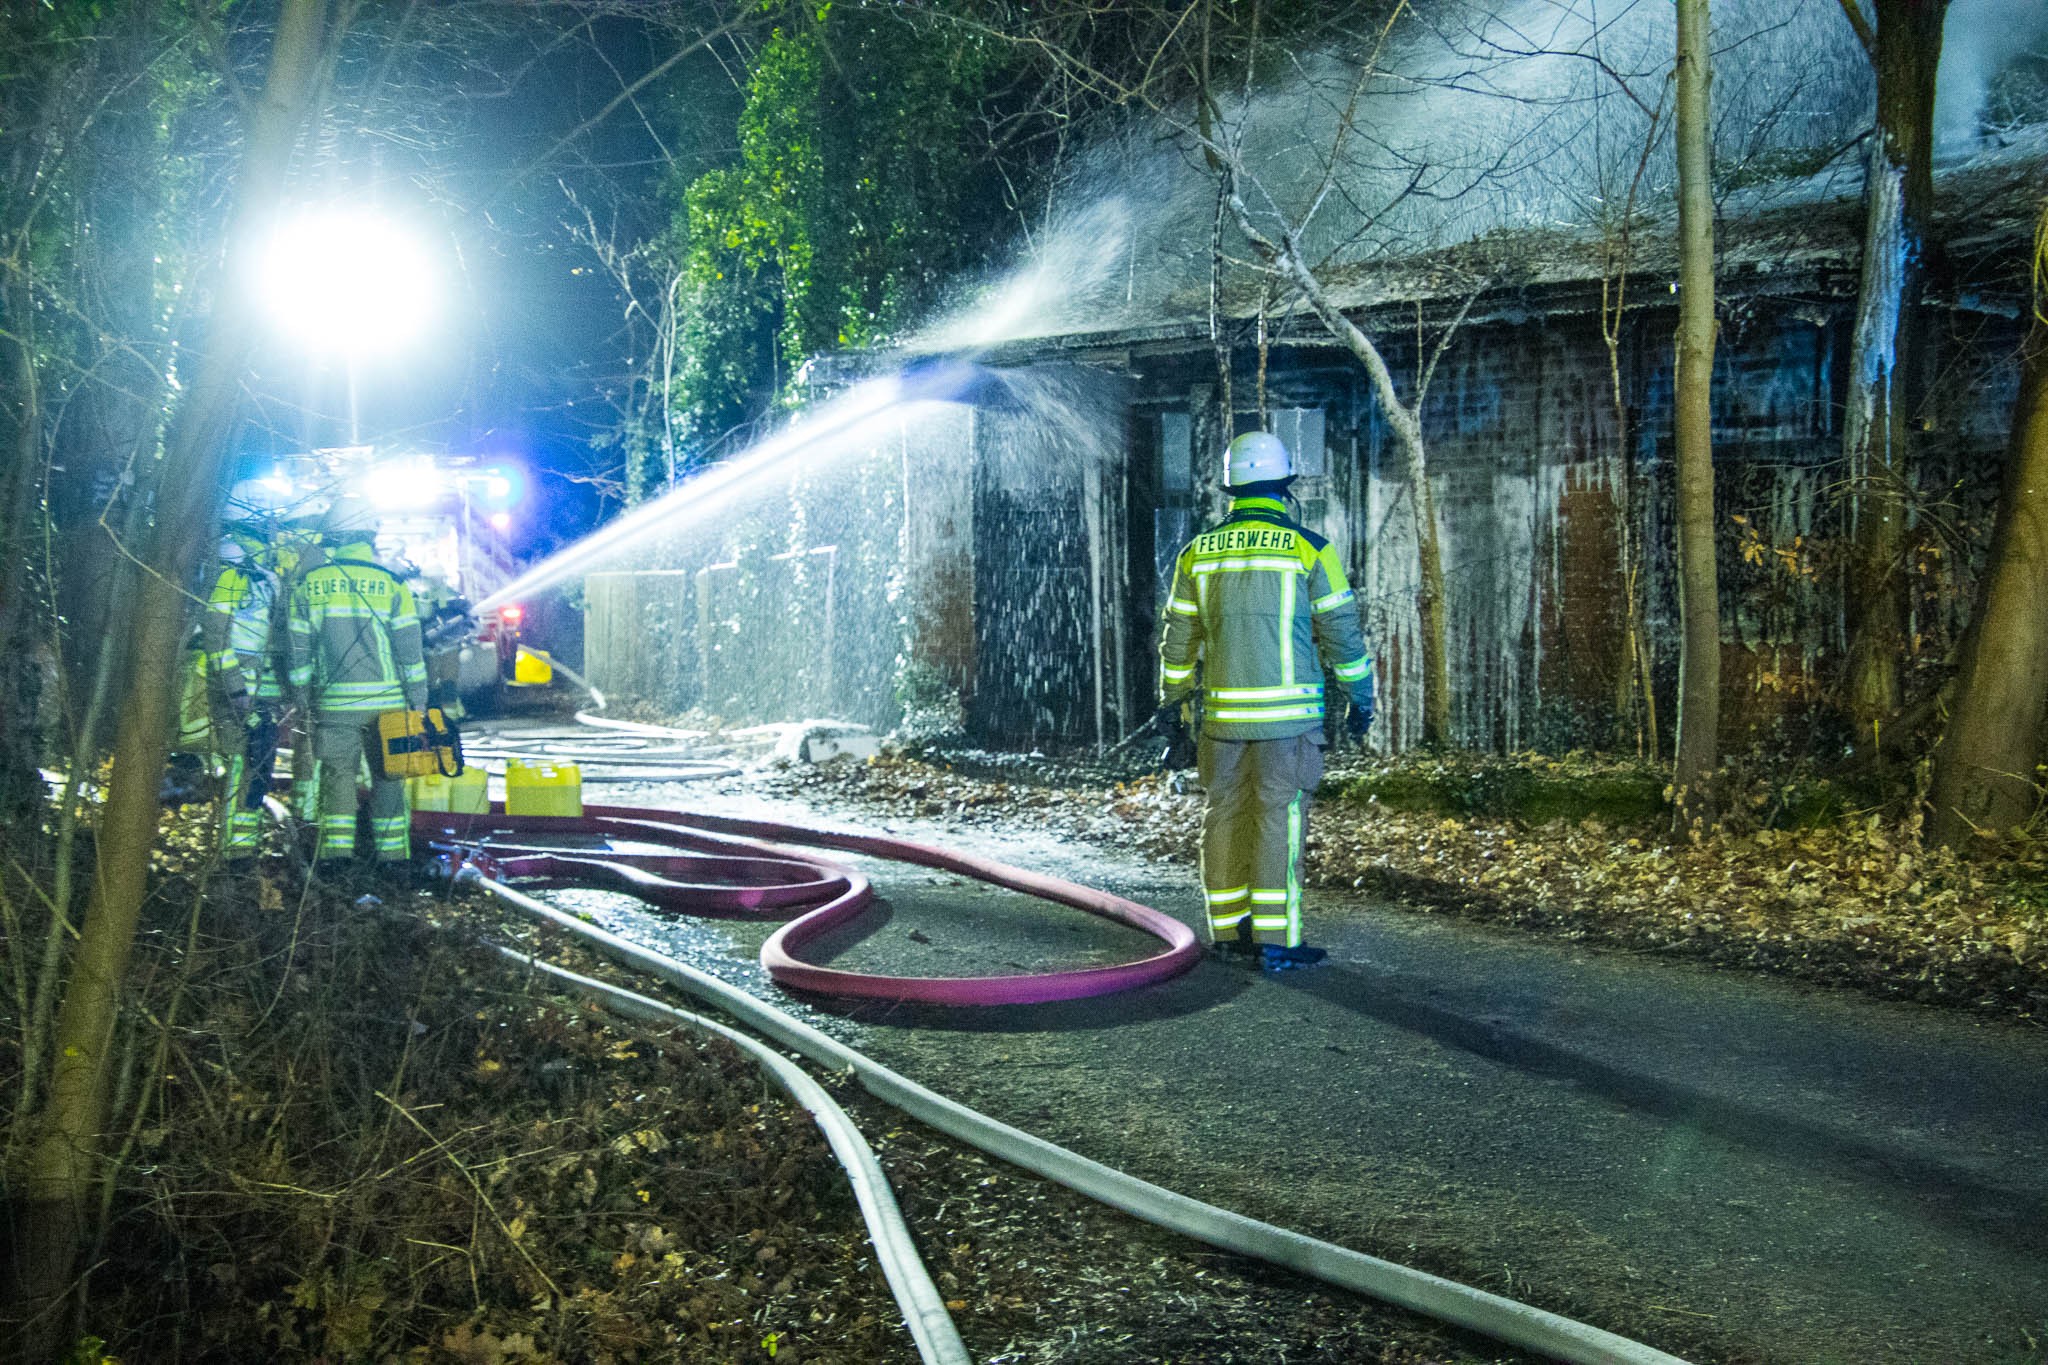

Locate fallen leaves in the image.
[72,887,908,1365]
[775,748,2048,1019]
[440,1322,544,1364]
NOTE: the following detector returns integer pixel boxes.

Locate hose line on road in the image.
[419,802,1203,1004]
[470,868,1696,1365]
[484,942,971,1365]
[455,727,739,784]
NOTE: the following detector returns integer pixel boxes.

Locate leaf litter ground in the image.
[17,838,1522,1365]
[761,747,2048,1021]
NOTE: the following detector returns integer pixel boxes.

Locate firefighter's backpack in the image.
[378,707,465,780]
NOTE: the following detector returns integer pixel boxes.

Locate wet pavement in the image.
[506,763,2048,1365]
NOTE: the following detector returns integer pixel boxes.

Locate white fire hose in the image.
[489,944,970,1365]
[479,874,1695,1365]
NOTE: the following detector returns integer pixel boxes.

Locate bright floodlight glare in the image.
[362,457,444,509]
[260,209,438,355]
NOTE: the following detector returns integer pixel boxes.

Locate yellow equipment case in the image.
[408,766,489,813]
[378,708,464,780]
[505,760,582,817]
[511,646,554,687]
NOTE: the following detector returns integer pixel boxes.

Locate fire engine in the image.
[226,447,545,714]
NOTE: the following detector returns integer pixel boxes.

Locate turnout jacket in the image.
[287,540,428,714]
[1159,494,1373,741]
[202,561,285,707]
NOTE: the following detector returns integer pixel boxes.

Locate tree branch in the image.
[189,3,253,116]
[1835,0,1877,63]
[498,8,759,199]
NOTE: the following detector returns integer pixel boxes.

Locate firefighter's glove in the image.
[1344,695,1374,744]
[1156,705,1196,772]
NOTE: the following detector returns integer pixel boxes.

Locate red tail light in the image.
[499,605,524,626]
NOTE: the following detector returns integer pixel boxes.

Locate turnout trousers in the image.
[213,710,262,855]
[1197,731,1324,948]
[311,717,412,862]
[215,702,289,855]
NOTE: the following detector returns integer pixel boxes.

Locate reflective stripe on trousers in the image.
[1195,731,1324,948]
[214,712,264,854]
[311,718,413,862]
[219,751,265,853]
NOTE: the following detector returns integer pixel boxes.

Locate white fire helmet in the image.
[322,495,380,538]
[226,477,291,520]
[1224,431,1292,488]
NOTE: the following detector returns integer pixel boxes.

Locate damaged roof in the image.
[977,131,2046,364]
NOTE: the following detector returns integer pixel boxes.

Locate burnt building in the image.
[584,142,2041,755]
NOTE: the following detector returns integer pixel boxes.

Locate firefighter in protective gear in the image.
[409,570,470,719]
[273,517,330,812]
[203,529,287,855]
[1158,431,1375,966]
[287,497,428,864]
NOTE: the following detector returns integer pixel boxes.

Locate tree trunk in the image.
[52,1,182,765]
[1671,0,1721,830]
[0,267,42,800]
[1604,307,1660,761]
[5,3,334,1352]
[1209,179,1233,443]
[1930,302,2048,844]
[1247,227,1455,748]
[1407,428,1453,746]
[1842,0,1947,746]
[0,84,55,690]
[1199,19,1233,463]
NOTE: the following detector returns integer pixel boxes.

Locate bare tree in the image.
[564,186,688,503]
[1928,202,2048,845]
[1217,186,1482,750]
[1596,93,1669,763]
[1835,0,1952,752]
[7,3,343,1348]
[1459,4,1674,759]
[1070,0,1487,747]
[1671,0,1720,829]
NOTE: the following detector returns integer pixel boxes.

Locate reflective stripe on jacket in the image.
[1158,495,1373,741]
[287,541,427,713]
[202,564,284,703]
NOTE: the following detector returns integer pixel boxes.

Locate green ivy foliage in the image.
[666,3,1014,469]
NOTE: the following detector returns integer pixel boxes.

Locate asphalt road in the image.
[526,770,2048,1365]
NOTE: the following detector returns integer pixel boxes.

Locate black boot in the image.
[1207,925,1260,966]
[1260,942,1328,972]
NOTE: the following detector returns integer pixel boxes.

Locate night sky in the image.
[234,10,742,557]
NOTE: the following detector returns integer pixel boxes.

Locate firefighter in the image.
[272,514,329,813]
[287,497,428,867]
[1157,431,1374,971]
[407,568,470,720]
[202,528,286,858]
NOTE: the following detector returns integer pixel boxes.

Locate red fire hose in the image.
[415,802,1201,1006]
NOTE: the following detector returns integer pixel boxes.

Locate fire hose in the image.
[417,802,1203,1005]
[453,726,740,784]
[486,946,971,1365]
[417,801,1693,1365]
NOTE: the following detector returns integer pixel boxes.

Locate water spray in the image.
[475,359,985,614]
